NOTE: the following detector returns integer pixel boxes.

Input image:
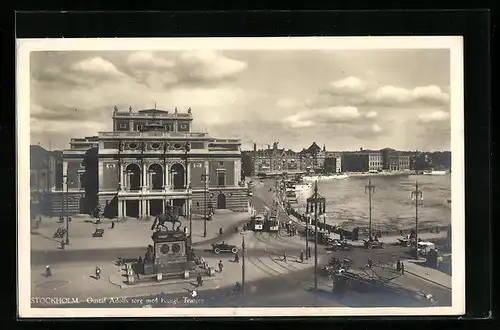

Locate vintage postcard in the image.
[17,36,464,317]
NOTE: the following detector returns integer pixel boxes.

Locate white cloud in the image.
[365,111,378,118]
[283,114,315,128]
[283,106,363,128]
[417,110,450,123]
[324,76,367,95]
[369,84,449,105]
[276,98,300,108]
[70,57,124,77]
[174,50,248,82]
[126,52,175,70]
[371,123,382,133]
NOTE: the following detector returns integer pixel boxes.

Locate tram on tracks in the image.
[253,214,265,231]
[264,215,280,232]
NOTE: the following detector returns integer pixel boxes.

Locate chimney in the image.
[360,147,363,151]
[253,143,257,151]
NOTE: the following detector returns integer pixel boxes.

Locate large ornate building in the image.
[50,106,247,218]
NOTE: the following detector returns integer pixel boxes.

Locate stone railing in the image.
[99,132,208,138]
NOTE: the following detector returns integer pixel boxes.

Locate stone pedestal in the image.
[143,230,196,277]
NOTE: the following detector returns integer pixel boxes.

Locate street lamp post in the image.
[411,181,423,259]
[201,173,209,237]
[306,180,326,291]
[62,174,71,245]
[365,179,376,240]
[305,214,309,260]
[184,141,192,241]
[241,232,246,297]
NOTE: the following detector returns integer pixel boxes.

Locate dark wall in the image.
[324,158,337,173]
[209,160,235,187]
[342,154,368,172]
[190,161,207,189]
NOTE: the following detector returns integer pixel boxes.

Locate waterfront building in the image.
[46,106,247,218]
[324,152,342,173]
[299,142,326,173]
[340,148,382,173]
[398,154,411,171]
[249,142,305,176]
[368,152,383,172]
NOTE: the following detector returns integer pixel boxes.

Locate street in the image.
[31,178,451,308]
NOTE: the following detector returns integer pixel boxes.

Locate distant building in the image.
[368,152,383,172]
[342,152,369,172]
[398,154,411,171]
[324,152,342,173]
[341,148,382,173]
[250,142,305,176]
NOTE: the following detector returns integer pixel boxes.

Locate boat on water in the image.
[284,179,313,192]
[423,170,449,176]
[301,174,349,181]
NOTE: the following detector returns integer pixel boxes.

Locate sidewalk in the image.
[395,260,452,290]
[285,213,447,247]
[30,211,250,252]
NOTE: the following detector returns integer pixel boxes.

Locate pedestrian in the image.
[300,250,304,263]
[401,262,405,275]
[368,258,373,268]
[219,227,223,235]
[60,240,65,250]
[45,265,52,277]
[282,253,287,263]
[111,221,115,229]
[39,216,42,223]
[234,253,240,263]
[396,260,401,271]
[138,256,143,264]
[196,274,203,287]
[218,260,224,273]
[95,266,101,280]
[307,246,312,259]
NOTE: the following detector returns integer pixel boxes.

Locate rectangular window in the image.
[218,161,224,167]
[217,172,225,186]
[119,123,128,129]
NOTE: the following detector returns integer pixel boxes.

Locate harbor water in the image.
[293,174,451,231]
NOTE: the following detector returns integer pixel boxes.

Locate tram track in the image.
[252,232,301,271]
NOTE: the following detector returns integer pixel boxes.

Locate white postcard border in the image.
[17,36,465,318]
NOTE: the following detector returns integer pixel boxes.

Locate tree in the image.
[81,147,99,214]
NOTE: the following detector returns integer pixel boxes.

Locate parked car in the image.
[212,242,238,254]
[417,241,436,256]
[328,239,353,251]
[363,239,386,250]
[320,257,352,277]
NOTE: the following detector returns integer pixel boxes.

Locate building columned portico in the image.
[62,106,249,219]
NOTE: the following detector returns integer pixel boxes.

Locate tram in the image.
[265,216,280,232]
[253,214,265,231]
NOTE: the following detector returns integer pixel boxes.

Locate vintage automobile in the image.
[212,242,238,254]
[363,239,386,250]
[327,239,353,251]
[417,241,436,257]
[320,257,352,277]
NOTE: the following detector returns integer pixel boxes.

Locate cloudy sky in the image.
[30,49,451,151]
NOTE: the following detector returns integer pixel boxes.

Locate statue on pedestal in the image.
[150,205,182,232]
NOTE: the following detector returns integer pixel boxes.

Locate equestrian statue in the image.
[150,205,183,232]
